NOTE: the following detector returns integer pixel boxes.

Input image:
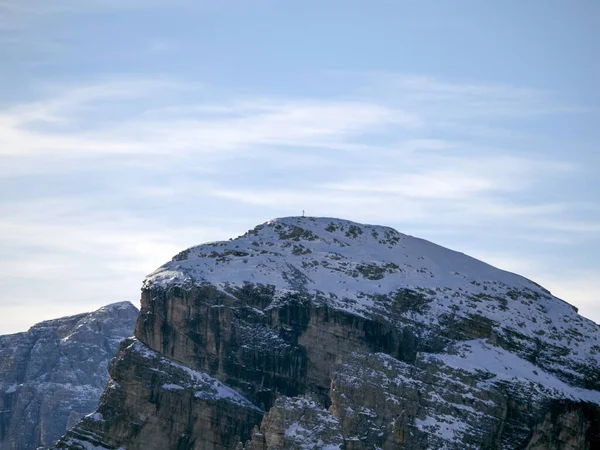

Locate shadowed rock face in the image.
[53,217,600,450]
[56,337,263,450]
[0,301,138,450]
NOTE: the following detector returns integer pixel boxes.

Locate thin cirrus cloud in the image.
[0,72,574,169]
[347,73,581,117]
[0,74,586,228]
[0,207,242,333]
[0,78,416,161]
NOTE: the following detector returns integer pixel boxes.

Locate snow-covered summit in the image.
[55,219,600,450]
[144,216,600,390]
[146,216,541,296]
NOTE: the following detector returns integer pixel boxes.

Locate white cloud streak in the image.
[0,79,417,160]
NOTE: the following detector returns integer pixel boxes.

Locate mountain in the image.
[0,301,138,450]
[53,217,600,449]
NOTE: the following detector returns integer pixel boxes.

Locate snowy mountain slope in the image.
[146,217,600,390]
[0,302,138,450]
[55,217,600,450]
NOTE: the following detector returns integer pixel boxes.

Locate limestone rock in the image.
[55,338,263,450]
[53,217,600,449]
[244,395,343,450]
[0,301,138,450]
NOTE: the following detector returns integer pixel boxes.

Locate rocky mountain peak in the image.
[55,218,600,450]
[144,217,598,390]
[0,301,138,450]
[146,215,544,304]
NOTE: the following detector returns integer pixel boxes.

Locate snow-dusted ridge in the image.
[145,216,543,297]
[425,339,600,405]
[144,216,600,388]
[127,338,262,412]
[0,301,138,449]
[52,218,600,450]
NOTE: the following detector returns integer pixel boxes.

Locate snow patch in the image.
[84,412,104,422]
[128,339,261,411]
[416,414,469,444]
[4,384,18,394]
[428,339,600,405]
[161,384,184,391]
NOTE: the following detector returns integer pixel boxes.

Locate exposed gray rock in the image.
[244,395,343,449]
[55,337,263,450]
[53,217,600,449]
[0,301,138,450]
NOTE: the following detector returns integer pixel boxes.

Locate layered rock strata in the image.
[0,301,138,450]
[54,217,600,449]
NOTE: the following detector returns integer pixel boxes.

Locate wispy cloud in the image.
[0,74,587,228]
[0,79,419,163]
[0,208,242,333]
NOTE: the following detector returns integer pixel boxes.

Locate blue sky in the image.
[1,0,599,333]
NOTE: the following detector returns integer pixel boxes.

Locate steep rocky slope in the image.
[0,301,138,450]
[54,217,600,449]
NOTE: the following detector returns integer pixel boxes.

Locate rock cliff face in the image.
[54,217,600,449]
[0,301,138,450]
